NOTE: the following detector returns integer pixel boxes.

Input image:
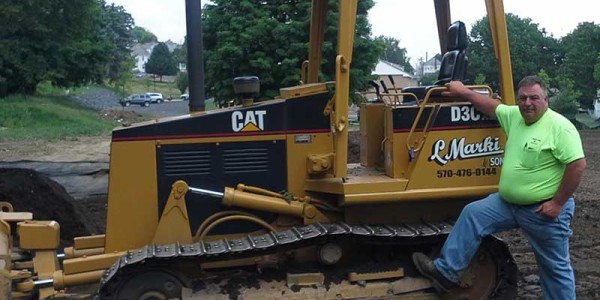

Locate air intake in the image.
[163,150,211,176]
[224,148,269,174]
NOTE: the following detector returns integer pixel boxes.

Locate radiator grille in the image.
[224,148,269,174]
[163,150,211,176]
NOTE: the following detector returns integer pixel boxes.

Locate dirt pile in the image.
[0,168,94,246]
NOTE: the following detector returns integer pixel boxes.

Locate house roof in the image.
[131,41,182,58]
[372,60,414,78]
[164,40,179,52]
[423,54,442,67]
[131,42,158,57]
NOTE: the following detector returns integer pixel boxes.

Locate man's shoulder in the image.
[546,109,576,130]
[495,104,519,117]
[543,110,582,149]
[495,104,521,127]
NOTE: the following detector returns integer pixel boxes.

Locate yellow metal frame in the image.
[306,0,328,84]
[434,0,452,54]
[486,0,515,104]
[331,0,358,179]
[104,140,159,253]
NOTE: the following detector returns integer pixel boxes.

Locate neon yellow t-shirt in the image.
[495,104,584,205]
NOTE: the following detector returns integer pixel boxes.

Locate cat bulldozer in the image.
[1,0,520,299]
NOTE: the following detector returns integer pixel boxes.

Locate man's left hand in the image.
[535,200,562,219]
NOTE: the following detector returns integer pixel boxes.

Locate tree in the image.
[203,0,383,105]
[145,43,177,81]
[419,72,439,86]
[132,26,158,44]
[112,58,135,97]
[549,76,581,119]
[537,69,551,88]
[376,36,415,74]
[474,73,486,85]
[99,2,135,84]
[559,22,600,108]
[172,38,187,66]
[175,72,189,94]
[467,14,560,91]
[0,0,110,95]
[594,53,600,84]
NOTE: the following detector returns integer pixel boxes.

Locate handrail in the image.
[378,92,419,106]
[405,85,494,158]
[300,60,309,84]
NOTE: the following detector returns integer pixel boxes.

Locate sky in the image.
[109,0,600,66]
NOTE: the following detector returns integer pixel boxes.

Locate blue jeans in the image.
[434,193,575,300]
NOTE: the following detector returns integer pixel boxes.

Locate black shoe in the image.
[412,252,458,293]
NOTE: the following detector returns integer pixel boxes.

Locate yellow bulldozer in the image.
[1,0,520,298]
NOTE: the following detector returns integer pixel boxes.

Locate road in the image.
[117,99,192,118]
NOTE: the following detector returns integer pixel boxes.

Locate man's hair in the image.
[517,75,548,97]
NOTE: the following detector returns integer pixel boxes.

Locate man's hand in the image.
[535,200,563,219]
[441,80,500,118]
[441,81,469,98]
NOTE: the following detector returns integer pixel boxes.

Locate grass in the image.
[0,77,220,141]
[35,81,92,98]
[0,94,116,141]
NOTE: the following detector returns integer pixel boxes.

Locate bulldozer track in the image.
[97,222,517,299]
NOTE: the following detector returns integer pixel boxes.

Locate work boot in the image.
[412,252,458,293]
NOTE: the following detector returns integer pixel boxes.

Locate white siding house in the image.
[131,40,180,74]
[132,42,157,73]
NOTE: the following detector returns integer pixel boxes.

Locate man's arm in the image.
[536,158,586,219]
[442,81,501,118]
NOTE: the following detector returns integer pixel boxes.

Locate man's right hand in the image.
[441,81,501,118]
[442,81,470,98]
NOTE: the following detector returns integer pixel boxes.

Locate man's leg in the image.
[516,198,575,300]
[433,193,518,283]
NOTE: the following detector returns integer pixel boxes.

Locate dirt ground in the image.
[0,129,599,299]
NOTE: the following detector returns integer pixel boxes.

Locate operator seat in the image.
[402,21,468,100]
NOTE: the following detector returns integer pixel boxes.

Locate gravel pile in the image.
[70,87,190,118]
[70,87,121,111]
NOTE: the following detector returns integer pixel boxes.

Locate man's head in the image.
[517,76,549,125]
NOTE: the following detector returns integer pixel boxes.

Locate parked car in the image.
[145,93,164,103]
[120,94,152,107]
[180,94,189,101]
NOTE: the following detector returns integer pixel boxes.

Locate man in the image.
[412,76,586,299]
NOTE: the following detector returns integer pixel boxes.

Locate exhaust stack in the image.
[185,0,206,112]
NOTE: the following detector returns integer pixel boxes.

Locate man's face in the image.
[517,84,548,124]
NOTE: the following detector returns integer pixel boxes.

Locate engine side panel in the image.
[156,140,286,234]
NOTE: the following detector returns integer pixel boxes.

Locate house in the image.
[362,60,417,101]
[164,40,179,52]
[132,42,157,73]
[416,54,442,78]
[131,40,181,74]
